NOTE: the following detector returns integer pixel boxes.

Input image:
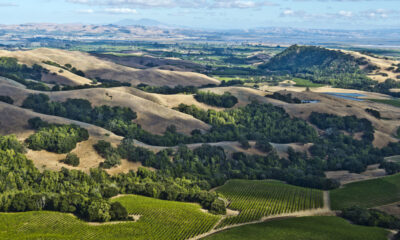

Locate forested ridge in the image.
[0,134,226,222]
[258,45,400,97]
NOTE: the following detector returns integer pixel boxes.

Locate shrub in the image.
[255,139,273,153]
[209,199,226,215]
[61,153,80,167]
[94,140,121,169]
[110,202,129,220]
[365,108,381,119]
[239,137,251,150]
[0,96,13,104]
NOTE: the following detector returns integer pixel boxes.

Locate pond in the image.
[323,92,366,101]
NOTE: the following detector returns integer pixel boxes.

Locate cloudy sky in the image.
[0,0,399,29]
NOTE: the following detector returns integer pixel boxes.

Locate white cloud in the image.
[281,8,399,21]
[282,9,295,16]
[104,7,137,13]
[65,0,277,9]
[338,10,352,17]
[212,0,276,8]
[67,0,92,3]
[77,8,95,13]
[361,9,395,19]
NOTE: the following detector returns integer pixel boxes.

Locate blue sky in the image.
[0,0,399,29]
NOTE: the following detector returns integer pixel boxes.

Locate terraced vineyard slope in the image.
[215,180,323,228]
[0,195,220,240]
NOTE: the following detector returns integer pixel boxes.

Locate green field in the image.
[213,76,250,82]
[202,216,389,240]
[292,78,325,87]
[330,173,400,210]
[215,180,323,228]
[369,98,400,108]
[0,195,220,240]
[385,155,400,163]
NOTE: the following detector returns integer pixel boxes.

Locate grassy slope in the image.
[0,195,220,240]
[292,78,325,87]
[330,173,400,210]
[215,180,323,228]
[203,216,389,240]
[369,98,400,108]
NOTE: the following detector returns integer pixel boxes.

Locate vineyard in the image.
[112,195,221,239]
[215,180,324,228]
[0,195,220,240]
[203,216,389,240]
[330,173,400,210]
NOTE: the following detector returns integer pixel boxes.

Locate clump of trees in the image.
[341,206,400,230]
[43,61,85,77]
[365,108,381,119]
[194,91,238,108]
[266,92,301,104]
[309,112,373,134]
[0,57,50,91]
[61,153,80,167]
[22,94,137,127]
[380,161,400,175]
[136,84,198,94]
[0,96,13,104]
[94,140,121,169]
[308,113,383,173]
[176,102,318,144]
[255,139,273,153]
[25,118,89,153]
[102,138,338,190]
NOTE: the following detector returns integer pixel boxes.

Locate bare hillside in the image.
[341,50,400,82]
[0,81,210,135]
[0,48,220,87]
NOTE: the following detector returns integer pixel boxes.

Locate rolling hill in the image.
[0,48,220,87]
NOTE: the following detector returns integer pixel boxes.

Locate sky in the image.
[0,0,399,30]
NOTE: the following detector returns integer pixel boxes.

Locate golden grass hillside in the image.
[341,50,400,83]
[0,48,220,87]
[0,80,210,135]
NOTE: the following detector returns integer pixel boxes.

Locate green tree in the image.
[87,200,111,222]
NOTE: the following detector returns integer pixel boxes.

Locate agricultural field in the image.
[292,78,325,87]
[369,98,400,108]
[214,180,324,228]
[330,173,400,210]
[202,216,389,240]
[0,195,220,240]
[385,155,400,163]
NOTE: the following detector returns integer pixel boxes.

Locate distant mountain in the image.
[114,18,166,27]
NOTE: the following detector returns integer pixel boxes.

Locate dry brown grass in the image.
[0,48,220,87]
[113,87,222,110]
[0,82,210,135]
[340,50,400,83]
[375,202,400,218]
[325,164,387,185]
